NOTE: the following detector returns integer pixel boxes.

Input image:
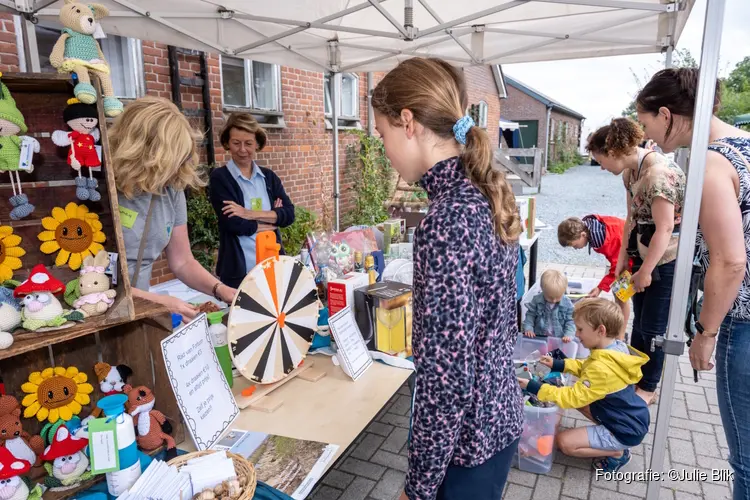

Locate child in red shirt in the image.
[558,215,630,340]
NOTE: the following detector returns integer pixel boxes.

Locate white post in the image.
[645,0,726,499]
[367,72,374,136]
[332,72,341,232]
[544,106,552,172]
[23,18,40,72]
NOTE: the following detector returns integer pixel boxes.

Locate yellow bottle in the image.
[365,255,377,285]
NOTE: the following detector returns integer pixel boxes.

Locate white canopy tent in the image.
[4,2,727,499]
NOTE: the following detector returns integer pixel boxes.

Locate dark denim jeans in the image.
[630,260,675,392]
[436,438,520,500]
[717,315,750,499]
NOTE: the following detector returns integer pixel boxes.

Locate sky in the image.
[503,0,750,145]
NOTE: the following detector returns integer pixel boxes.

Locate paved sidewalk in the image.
[309,262,732,500]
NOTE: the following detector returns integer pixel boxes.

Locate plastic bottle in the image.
[207,311,233,387]
[171,313,183,329]
[98,394,141,496]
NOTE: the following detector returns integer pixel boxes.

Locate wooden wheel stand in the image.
[0,74,184,498]
[231,232,326,413]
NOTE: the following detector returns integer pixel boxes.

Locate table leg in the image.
[528,240,538,289]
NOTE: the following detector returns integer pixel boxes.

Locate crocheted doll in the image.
[48,0,123,117]
[40,426,92,490]
[0,395,44,467]
[0,445,42,500]
[13,265,84,331]
[84,362,132,421]
[125,385,175,451]
[73,251,115,318]
[52,98,101,201]
[0,287,21,349]
[0,76,39,220]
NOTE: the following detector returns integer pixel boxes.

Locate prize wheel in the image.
[227,256,320,384]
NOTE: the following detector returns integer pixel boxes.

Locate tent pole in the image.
[332,72,341,231]
[367,72,375,136]
[644,0,726,498]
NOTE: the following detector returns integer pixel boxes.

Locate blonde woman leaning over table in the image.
[109,97,236,319]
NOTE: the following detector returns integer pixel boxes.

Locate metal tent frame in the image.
[4,2,728,497]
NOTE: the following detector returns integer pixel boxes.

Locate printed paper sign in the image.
[328,307,372,381]
[161,314,239,450]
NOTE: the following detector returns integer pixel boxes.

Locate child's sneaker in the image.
[592,449,631,472]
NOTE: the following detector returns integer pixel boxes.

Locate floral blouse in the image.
[406,156,523,500]
[626,152,686,265]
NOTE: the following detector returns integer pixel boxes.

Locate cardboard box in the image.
[327,272,370,316]
[354,281,413,357]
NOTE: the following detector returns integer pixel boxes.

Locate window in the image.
[220,56,281,112]
[324,73,360,128]
[34,24,144,99]
[466,101,488,129]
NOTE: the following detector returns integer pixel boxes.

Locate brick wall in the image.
[501,84,549,151]
[548,111,583,162]
[463,65,501,148]
[0,15,19,71]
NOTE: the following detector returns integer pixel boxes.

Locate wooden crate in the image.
[0,297,182,498]
[0,73,133,326]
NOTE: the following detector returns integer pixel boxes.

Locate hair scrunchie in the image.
[453,115,475,145]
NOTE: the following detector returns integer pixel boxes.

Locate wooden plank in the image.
[506,148,537,157]
[99,322,152,389]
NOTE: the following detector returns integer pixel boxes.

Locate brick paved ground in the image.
[309,262,732,500]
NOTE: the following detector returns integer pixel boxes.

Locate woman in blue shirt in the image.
[209,113,295,289]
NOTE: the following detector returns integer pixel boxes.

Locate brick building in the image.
[501,75,585,169]
[0,14,504,285]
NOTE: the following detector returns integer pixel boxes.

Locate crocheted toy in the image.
[125,385,175,451]
[38,202,106,271]
[0,445,42,500]
[14,265,84,331]
[48,1,123,117]
[73,251,115,318]
[0,288,20,349]
[0,395,44,467]
[84,362,132,421]
[21,366,93,424]
[51,98,101,201]
[0,75,39,220]
[40,426,92,490]
[40,417,83,447]
[0,227,24,285]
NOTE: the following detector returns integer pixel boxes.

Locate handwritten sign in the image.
[328,307,372,381]
[161,314,239,450]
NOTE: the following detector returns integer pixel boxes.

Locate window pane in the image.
[324,75,332,115]
[100,35,136,98]
[251,62,277,110]
[222,57,247,107]
[341,74,356,117]
[35,25,60,73]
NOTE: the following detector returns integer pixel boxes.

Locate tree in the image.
[718,57,750,124]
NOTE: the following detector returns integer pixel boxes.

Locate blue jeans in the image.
[436,439,519,500]
[630,260,675,392]
[717,315,750,500]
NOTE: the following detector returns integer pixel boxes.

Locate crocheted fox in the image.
[125,385,175,451]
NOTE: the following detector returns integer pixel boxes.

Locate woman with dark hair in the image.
[586,117,685,405]
[637,67,750,499]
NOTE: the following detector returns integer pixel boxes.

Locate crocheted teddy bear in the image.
[52,98,101,201]
[125,385,175,451]
[0,395,44,467]
[49,0,123,117]
[0,76,38,220]
[73,251,115,318]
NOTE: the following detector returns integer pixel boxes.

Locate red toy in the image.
[52,98,101,202]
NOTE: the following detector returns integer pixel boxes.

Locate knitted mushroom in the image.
[14,265,83,331]
[0,445,41,500]
[40,426,91,490]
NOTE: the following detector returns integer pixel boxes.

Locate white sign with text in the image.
[328,307,373,381]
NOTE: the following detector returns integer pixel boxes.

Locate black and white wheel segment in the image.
[227,256,321,384]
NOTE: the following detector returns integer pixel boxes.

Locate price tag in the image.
[88,418,119,474]
[250,198,263,211]
[119,206,138,229]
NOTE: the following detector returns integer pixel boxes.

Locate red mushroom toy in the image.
[14,265,83,331]
[40,426,91,490]
[0,445,41,500]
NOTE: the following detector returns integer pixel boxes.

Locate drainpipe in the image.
[544,105,552,173]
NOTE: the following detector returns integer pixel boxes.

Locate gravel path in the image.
[534,164,627,266]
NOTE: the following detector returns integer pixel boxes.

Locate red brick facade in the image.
[0,15,502,286]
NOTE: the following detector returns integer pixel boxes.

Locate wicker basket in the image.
[167,450,257,500]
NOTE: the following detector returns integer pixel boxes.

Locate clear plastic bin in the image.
[512,403,562,474]
[513,336,579,361]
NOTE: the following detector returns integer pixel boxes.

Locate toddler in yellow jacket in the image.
[518,298,650,472]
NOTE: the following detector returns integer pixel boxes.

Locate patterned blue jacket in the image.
[522,293,576,338]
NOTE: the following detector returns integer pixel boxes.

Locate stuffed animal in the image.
[0,288,20,350]
[0,75,38,220]
[0,396,44,467]
[84,362,132,421]
[0,446,42,500]
[49,1,123,117]
[13,265,84,331]
[124,385,175,451]
[73,251,115,318]
[52,98,101,201]
[40,426,92,490]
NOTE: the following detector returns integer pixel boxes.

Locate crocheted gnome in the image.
[13,265,84,331]
[0,446,42,500]
[0,76,38,220]
[40,426,92,490]
[0,288,20,349]
[49,1,123,117]
[52,98,101,201]
[73,251,115,318]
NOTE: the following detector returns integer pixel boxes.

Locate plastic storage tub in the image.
[512,403,562,473]
[513,335,579,361]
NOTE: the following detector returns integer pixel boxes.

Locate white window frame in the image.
[325,73,361,128]
[220,55,282,113]
[477,100,488,129]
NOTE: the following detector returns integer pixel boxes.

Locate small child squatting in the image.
[523,269,575,343]
[518,298,650,472]
[558,215,630,340]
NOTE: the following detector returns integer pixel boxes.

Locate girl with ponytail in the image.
[372,57,522,500]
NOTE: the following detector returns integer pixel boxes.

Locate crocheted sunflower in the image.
[21,366,93,423]
[0,226,24,282]
[38,203,105,270]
